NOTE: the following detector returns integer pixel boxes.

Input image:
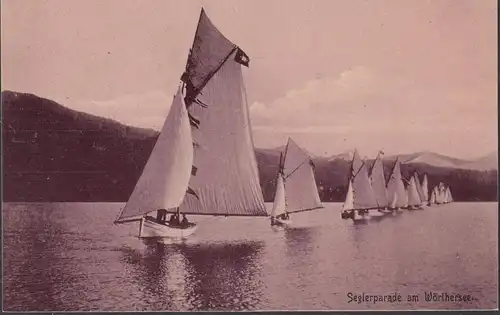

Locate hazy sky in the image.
[2,0,497,159]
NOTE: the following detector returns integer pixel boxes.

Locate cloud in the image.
[71,90,172,130]
[249,66,497,158]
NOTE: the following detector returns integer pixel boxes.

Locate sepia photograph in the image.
[1,0,498,312]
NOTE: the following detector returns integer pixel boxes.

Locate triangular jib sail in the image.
[413,172,426,206]
[386,158,407,209]
[280,138,323,214]
[421,174,429,204]
[407,176,422,207]
[115,86,194,223]
[271,172,287,217]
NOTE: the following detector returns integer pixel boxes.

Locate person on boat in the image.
[157,209,167,224]
[169,214,177,225]
[181,214,189,227]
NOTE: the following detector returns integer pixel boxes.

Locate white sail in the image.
[352,161,379,209]
[436,183,445,204]
[342,179,354,212]
[444,187,450,203]
[413,173,425,206]
[389,190,398,209]
[407,176,422,207]
[351,149,363,177]
[271,172,287,217]
[403,186,409,208]
[370,152,389,208]
[281,138,323,213]
[115,86,194,222]
[172,11,267,217]
[429,187,437,204]
[448,188,453,202]
[386,159,407,208]
[421,174,429,203]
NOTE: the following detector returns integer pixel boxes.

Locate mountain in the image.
[458,152,498,171]
[2,91,498,202]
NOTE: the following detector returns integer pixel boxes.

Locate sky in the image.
[2,0,497,159]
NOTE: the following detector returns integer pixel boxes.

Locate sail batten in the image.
[281,138,323,214]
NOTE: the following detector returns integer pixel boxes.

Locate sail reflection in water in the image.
[120,241,265,311]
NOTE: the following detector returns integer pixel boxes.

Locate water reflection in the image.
[3,204,85,311]
[120,241,264,311]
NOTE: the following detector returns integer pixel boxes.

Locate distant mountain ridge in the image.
[2,90,498,202]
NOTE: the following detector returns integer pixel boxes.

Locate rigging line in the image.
[352,160,367,179]
[189,46,238,102]
[284,158,310,180]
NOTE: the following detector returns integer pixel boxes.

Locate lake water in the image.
[2,202,498,311]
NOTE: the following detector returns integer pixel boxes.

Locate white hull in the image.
[352,212,367,223]
[275,218,292,226]
[368,210,386,219]
[271,217,292,228]
[139,218,198,239]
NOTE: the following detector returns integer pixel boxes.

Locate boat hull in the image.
[139,218,198,239]
[368,210,386,220]
[270,217,292,228]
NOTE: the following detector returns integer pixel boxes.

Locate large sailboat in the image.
[341,150,379,222]
[113,8,269,238]
[386,157,407,213]
[270,138,323,227]
[369,151,390,217]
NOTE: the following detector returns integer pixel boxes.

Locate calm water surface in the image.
[3,202,498,311]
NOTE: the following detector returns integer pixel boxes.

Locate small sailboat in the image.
[369,151,389,218]
[429,186,437,206]
[413,172,426,208]
[436,182,445,205]
[270,138,323,227]
[406,176,423,210]
[447,187,454,203]
[386,157,407,213]
[341,150,379,223]
[113,8,269,239]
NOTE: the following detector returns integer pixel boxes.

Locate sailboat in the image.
[369,151,390,217]
[270,138,323,227]
[421,174,430,206]
[406,175,423,210]
[413,172,426,208]
[113,8,269,238]
[436,182,445,205]
[386,157,407,213]
[429,186,437,206]
[447,187,454,203]
[341,150,379,222]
